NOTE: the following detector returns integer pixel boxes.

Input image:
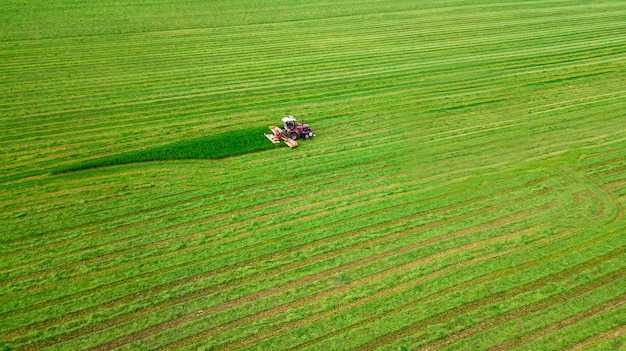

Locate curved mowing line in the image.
[569,324,626,351]
[279,226,581,351]
[8,178,551,347]
[351,240,626,351]
[418,271,626,350]
[485,296,626,351]
[235,257,626,351]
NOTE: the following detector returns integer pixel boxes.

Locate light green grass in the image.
[1,0,625,350]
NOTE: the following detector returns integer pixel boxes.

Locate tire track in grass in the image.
[1,159,394,281]
[28,173,540,350]
[258,256,625,351]
[281,226,580,351]
[211,171,612,350]
[2,155,473,295]
[10,172,527,347]
[418,262,626,350]
[3,144,516,300]
[130,198,557,351]
[604,178,626,193]
[569,324,626,351]
[352,238,626,351]
[2,172,399,314]
[4,117,510,284]
[484,296,626,351]
[589,164,626,186]
[214,224,548,351]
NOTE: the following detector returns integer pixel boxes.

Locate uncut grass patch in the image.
[53,127,280,173]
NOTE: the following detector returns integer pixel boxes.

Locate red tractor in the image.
[281,116,315,140]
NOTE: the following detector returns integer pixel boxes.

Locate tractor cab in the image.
[281,116,297,131]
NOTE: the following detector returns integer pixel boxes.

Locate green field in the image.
[1,0,626,350]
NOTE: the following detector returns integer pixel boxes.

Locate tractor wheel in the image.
[289,132,298,140]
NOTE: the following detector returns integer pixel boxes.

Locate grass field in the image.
[1,0,626,350]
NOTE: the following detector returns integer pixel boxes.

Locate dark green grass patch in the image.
[54,127,280,173]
